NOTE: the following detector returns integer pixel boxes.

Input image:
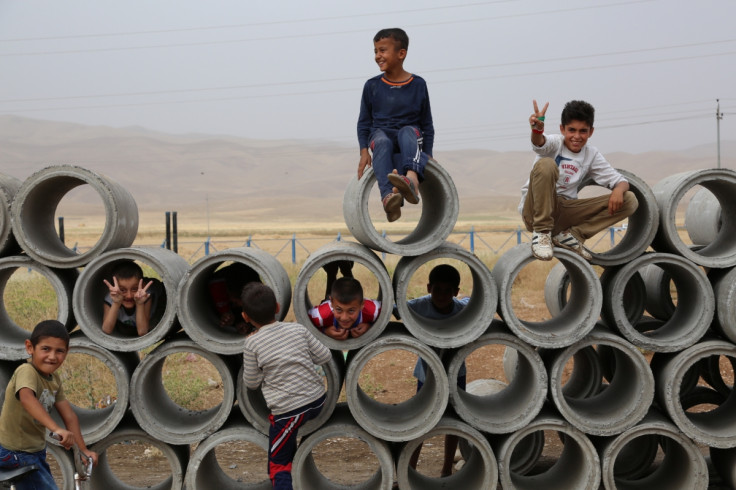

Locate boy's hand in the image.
[134,279,153,305]
[609,187,625,214]
[103,277,124,304]
[55,428,75,450]
[324,325,350,340]
[81,448,99,467]
[530,99,549,130]
[350,322,371,338]
[358,150,372,178]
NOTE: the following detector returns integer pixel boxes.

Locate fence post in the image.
[337,232,342,242]
[172,211,178,254]
[58,217,65,245]
[165,211,171,250]
[610,227,615,247]
[470,226,475,253]
[517,226,522,245]
[204,237,210,256]
[292,234,297,264]
[246,235,252,247]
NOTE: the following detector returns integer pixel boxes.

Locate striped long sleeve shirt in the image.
[242,321,331,415]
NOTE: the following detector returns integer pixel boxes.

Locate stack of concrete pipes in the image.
[1,164,736,489]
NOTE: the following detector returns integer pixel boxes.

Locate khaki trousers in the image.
[522,158,638,241]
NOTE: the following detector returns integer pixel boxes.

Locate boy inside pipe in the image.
[308,276,381,341]
[101,260,164,337]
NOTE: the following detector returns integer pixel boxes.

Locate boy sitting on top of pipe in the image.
[308,277,381,341]
[102,260,162,337]
[357,27,435,222]
[520,99,638,262]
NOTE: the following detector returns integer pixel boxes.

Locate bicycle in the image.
[50,432,93,490]
[0,464,39,489]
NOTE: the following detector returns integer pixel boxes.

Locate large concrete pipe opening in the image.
[396,416,497,490]
[640,263,676,321]
[237,350,344,437]
[654,339,736,448]
[601,252,713,352]
[292,404,394,490]
[89,414,188,490]
[0,256,77,359]
[130,336,238,445]
[10,165,138,268]
[342,158,459,256]
[545,325,654,436]
[0,173,21,257]
[293,241,393,351]
[492,244,601,348]
[49,332,138,445]
[579,169,658,266]
[710,266,736,344]
[392,242,496,348]
[74,247,188,352]
[652,168,736,267]
[185,414,270,490]
[178,247,292,355]
[492,406,601,490]
[686,187,721,246]
[448,320,547,434]
[344,325,448,441]
[597,410,708,490]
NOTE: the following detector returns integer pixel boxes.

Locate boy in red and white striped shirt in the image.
[308,277,381,341]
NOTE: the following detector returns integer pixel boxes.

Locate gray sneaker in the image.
[553,231,592,261]
[531,231,553,260]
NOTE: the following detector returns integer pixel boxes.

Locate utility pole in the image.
[717,99,723,169]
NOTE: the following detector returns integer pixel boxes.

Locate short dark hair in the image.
[330,277,364,304]
[241,282,277,325]
[111,260,143,281]
[374,28,409,51]
[30,320,69,347]
[561,100,595,127]
[428,264,461,289]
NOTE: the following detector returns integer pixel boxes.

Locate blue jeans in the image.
[369,126,428,199]
[0,445,57,490]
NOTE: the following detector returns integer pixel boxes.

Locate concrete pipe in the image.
[178,247,292,355]
[0,256,77,360]
[542,345,603,399]
[651,168,736,267]
[185,412,271,490]
[493,244,601,348]
[0,173,21,257]
[709,266,736,344]
[597,409,708,490]
[342,158,459,256]
[579,169,659,266]
[46,442,76,490]
[89,414,188,490]
[74,247,188,352]
[491,405,601,490]
[293,241,393,351]
[710,446,736,489]
[130,335,239,445]
[545,325,654,436]
[344,324,448,441]
[653,339,736,448]
[448,320,546,434]
[396,415,498,490]
[640,263,675,321]
[237,349,344,437]
[392,242,496,348]
[292,403,395,490]
[10,165,138,268]
[601,252,713,352]
[48,331,138,445]
[686,187,721,246]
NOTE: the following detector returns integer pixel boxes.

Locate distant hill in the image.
[1,115,733,224]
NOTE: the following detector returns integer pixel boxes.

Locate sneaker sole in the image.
[552,239,592,261]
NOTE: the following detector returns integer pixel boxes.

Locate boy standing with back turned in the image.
[520,99,638,261]
[357,28,435,222]
[241,283,331,490]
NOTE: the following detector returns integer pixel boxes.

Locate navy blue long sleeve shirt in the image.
[357,74,435,156]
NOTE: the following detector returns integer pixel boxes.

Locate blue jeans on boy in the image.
[268,394,326,490]
[0,445,57,490]
[369,126,429,199]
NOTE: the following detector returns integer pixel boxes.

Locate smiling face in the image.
[560,120,594,153]
[116,275,141,309]
[373,37,406,75]
[332,298,363,329]
[25,336,68,376]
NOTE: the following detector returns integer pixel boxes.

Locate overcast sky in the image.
[0,0,734,155]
